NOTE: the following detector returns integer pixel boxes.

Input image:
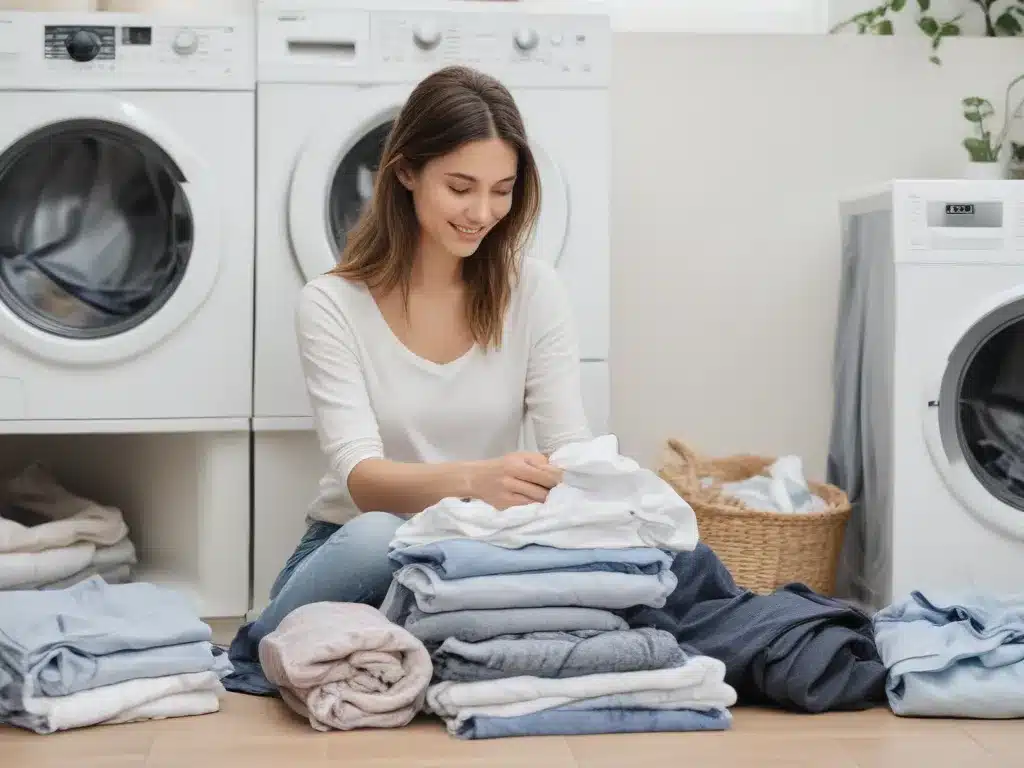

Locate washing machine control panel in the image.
[373,11,610,85]
[262,8,609,87]
[41,24,240,68]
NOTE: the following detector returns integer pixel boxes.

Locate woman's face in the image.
[402,137,518,260]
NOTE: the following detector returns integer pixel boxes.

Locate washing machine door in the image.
[287,85,569,282]
[924,288,1024,539]
[0,94,219,365]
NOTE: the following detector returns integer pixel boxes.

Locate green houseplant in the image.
[832,0,1024,63]
[962,72,1024,177]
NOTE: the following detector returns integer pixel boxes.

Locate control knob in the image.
[413,22,441,50]
[513,28,539,52]
[172,28,199,56]
[65,29,102,62]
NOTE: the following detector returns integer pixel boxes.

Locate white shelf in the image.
[0,431,250,619]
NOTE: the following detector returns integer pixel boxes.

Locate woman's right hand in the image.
[466,452,564,510]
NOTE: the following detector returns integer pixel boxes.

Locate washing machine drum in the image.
[0,122,193,340]
[326,120,393,256]
[957,321,1024,509]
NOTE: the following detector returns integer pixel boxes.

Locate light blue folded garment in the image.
[451,706,732,739]
[392,563,678,614]
[0,576,231,717]
[388,539,674,579]
[873,590,1024,718]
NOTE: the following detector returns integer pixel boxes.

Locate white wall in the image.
[608,34,1023,478]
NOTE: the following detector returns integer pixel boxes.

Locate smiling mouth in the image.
[451,223,484,235]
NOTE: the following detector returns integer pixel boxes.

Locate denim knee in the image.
[320,511,405,579]
[338,511,405,543]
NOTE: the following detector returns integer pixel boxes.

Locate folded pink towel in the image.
[258,601,433,731]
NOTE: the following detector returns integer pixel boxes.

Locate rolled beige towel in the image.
[258,602,433,731]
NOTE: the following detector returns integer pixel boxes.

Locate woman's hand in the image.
[466,452,563,510]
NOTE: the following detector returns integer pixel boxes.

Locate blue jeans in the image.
[223,511,405,696]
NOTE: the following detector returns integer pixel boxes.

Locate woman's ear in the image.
[394,159,416,191]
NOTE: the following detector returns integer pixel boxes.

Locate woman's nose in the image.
[467,194,490,224]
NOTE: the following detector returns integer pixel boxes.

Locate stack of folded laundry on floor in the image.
[0,575,232,734]
[872,590,1024,719]
[381,434,738,739]
[1,463,137,591]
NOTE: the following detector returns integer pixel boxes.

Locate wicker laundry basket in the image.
[657,438,852,595]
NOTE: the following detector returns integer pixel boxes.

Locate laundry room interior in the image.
[2,0,1024,764]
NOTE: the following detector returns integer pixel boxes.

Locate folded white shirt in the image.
[0,536,137,590]
[0,463,128,554]
[17,670,225,734]
[391,435,699,552]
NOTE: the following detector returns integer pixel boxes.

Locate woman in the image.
[224,65,592,693]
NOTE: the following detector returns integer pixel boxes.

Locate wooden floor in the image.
[1,692,1022,768]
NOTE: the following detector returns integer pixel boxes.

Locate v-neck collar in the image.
[356,281,478,376]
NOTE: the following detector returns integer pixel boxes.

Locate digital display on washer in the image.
[945,203,975,215]
[122,27,152,45]
[928,200,1002,228]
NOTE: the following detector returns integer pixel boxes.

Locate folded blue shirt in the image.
[388,539,674,579]
[452,706,732,739]
[873,590,1024,718]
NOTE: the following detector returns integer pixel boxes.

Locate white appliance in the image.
[253,0,611,436]
[0,11,255,433]
[829,179,1024,610]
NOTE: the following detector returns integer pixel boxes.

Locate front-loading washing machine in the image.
[0,10,255,432]
[250,0,612,612]
[828,179,1024,610]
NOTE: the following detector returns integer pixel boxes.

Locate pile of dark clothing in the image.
[621,542,887,713]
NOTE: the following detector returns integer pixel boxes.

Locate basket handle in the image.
[661,438,703,488]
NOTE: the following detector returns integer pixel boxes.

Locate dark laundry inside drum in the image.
[959,321,1024,508]
[327,120,393,258]
[0,121,193,339]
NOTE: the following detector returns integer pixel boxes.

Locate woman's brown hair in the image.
[328,65,541,349]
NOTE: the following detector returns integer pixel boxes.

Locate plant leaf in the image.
[995,11,1023,35]
[963,137,996,162]
[917,0,930,9]
[918,15,939,34]
[892,0,906,10]
[876,19,895,34]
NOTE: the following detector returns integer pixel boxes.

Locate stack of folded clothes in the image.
[0,575,232,734]
[381,434,738,739]
[0,463,137,590]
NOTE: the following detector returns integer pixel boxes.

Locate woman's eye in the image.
[449,186,470,195]
[495,189,513,197]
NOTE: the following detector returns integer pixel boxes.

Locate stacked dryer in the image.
[0,8,255,617]
[250,0,612,611]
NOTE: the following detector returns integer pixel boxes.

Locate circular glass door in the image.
[946,304,1024,510]
[0,119,193,340]
[326,119,393,256]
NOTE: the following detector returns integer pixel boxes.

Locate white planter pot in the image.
[965,161,1004,180]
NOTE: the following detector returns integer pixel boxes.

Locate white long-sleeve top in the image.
[295,257,592,525]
